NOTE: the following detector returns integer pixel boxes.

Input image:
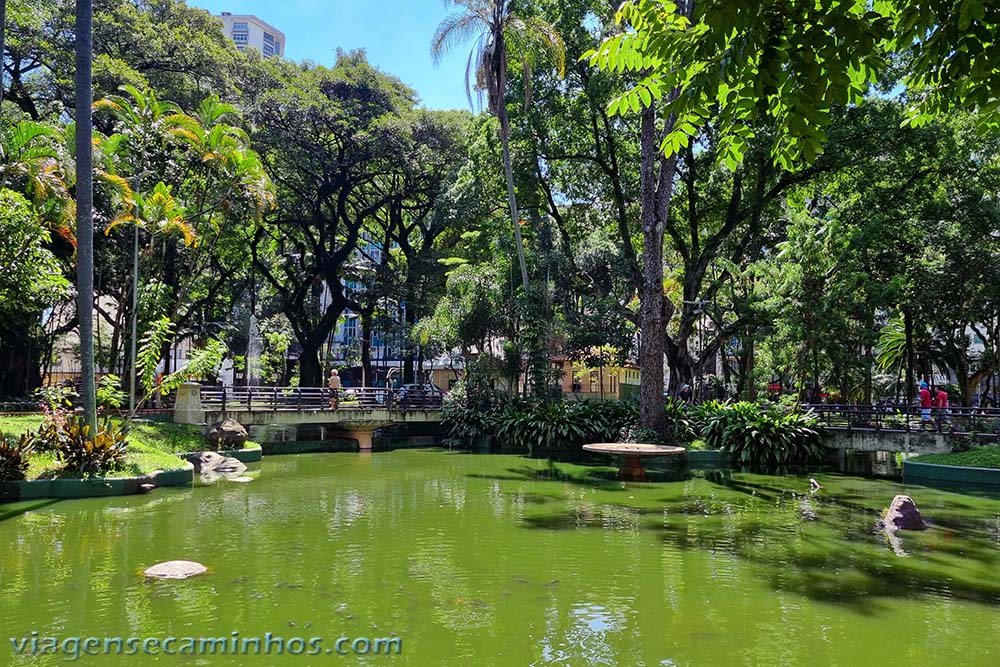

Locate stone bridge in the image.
[174,383,444,450]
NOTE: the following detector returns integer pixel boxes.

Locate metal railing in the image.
[199,385,445,412]
[804,403,1000,437]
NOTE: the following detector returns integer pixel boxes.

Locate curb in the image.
[903,460,1000,487]
[0,462,195,503]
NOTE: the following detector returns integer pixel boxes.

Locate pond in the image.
[2,450,1000,666]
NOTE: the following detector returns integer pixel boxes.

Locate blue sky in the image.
[189,0,475,111]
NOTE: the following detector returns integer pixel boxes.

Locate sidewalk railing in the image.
[199,386,445,412]
[803,403,1000,437]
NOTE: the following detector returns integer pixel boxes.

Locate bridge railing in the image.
[803,403,1000,437]
[199,385,445,412]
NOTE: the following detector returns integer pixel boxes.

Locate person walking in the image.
[918,381,932,430]
[933,385,950,431]
[328,369,342,410]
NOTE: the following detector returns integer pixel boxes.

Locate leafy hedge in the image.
[703,402,827,467]
[443,387,828,466]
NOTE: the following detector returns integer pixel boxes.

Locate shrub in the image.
[618,425,660,444]
[442,381,504,444]
[489,399,639,454]
[57,418,129,476]
[96,374,128,410]
[20,417,129,476]
[703,402,827,467]
[663,398,696,443]
[0,433,33,481]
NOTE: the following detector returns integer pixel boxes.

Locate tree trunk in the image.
[497,105,530,293]
[744,337,756,401]
[904,308,914,404]
[360,309,373,386]
[75,0,97,430]
[298,346,322,387]
[402,299,416,384]
[0,0,7,117]
[638,99,678,434]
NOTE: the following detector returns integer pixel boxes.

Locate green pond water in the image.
[2,450,1000,666]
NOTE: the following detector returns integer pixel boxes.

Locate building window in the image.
[343,317,358,342]
[232,21,248,31]
[273,41,281,54]
[263,32,275,44]
[263,44,274,57]
[232,32,248,43]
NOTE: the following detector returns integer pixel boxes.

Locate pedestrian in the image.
[679,383,692,403]
[918,381,932,429]
[328,369,342,409]
[933,384,949,430]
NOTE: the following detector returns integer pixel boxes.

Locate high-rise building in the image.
[219,12,285,58]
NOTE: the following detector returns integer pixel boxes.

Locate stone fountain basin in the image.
[583,443,686,456]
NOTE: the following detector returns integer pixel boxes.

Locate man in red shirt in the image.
[933,385,949,430]
[919,381,932,429]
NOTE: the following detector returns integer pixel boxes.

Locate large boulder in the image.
[878,494,927,531]
[185,451,247,475]
[204,419,248,449]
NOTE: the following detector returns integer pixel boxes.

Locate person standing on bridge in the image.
[933,385,950,431]
[329,369,342,410]
[918,381,932,430]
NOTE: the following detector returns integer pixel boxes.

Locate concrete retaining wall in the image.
[822,430,951,454]
[0,462,195,503]
[903,460,1000,487]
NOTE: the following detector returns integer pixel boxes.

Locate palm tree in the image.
[431,0,564,293]
[1,0,7,118]
[75,0,97,431]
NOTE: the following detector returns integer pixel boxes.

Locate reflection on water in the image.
[2,450,1000,666]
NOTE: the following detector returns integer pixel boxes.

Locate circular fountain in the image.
[582,443,686,481]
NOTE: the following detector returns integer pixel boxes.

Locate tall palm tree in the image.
[431,0,564,293]
[1,0,7,118]
[75,0,97,430]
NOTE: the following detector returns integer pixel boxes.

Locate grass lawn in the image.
[1,415,259,480]
[913,446,1000,469]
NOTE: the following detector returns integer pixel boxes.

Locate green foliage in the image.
[55,418,130,476]
[487,399,639,454]
[703,403,827,468]
[618,425,660,444]
[135,317,226,411]
[584,0,1000,170]
[34,385,76,411]
[0,189,71,321]
[96,374,128,410]
[16,416,129,476]
[0,433,34,481]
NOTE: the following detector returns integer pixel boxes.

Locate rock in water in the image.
[143,560,207,579]
[880,494,927,531]
[185,451,247,475]
[204,419,248,449]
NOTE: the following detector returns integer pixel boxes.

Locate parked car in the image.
[395,383,445,409]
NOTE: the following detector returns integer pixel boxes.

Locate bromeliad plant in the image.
[0,433,34,481]
[56,418,129,476]
[703,402,827,468]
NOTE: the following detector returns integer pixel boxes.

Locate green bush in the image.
[489,399,639,454]
[0,433,33,481]
[57,418,130,476]
[703,402,827,467]
[21,417,129,476]
[96,374,128,410]
[618,425,660,444]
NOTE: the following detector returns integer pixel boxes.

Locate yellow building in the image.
[552,357,640,402]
